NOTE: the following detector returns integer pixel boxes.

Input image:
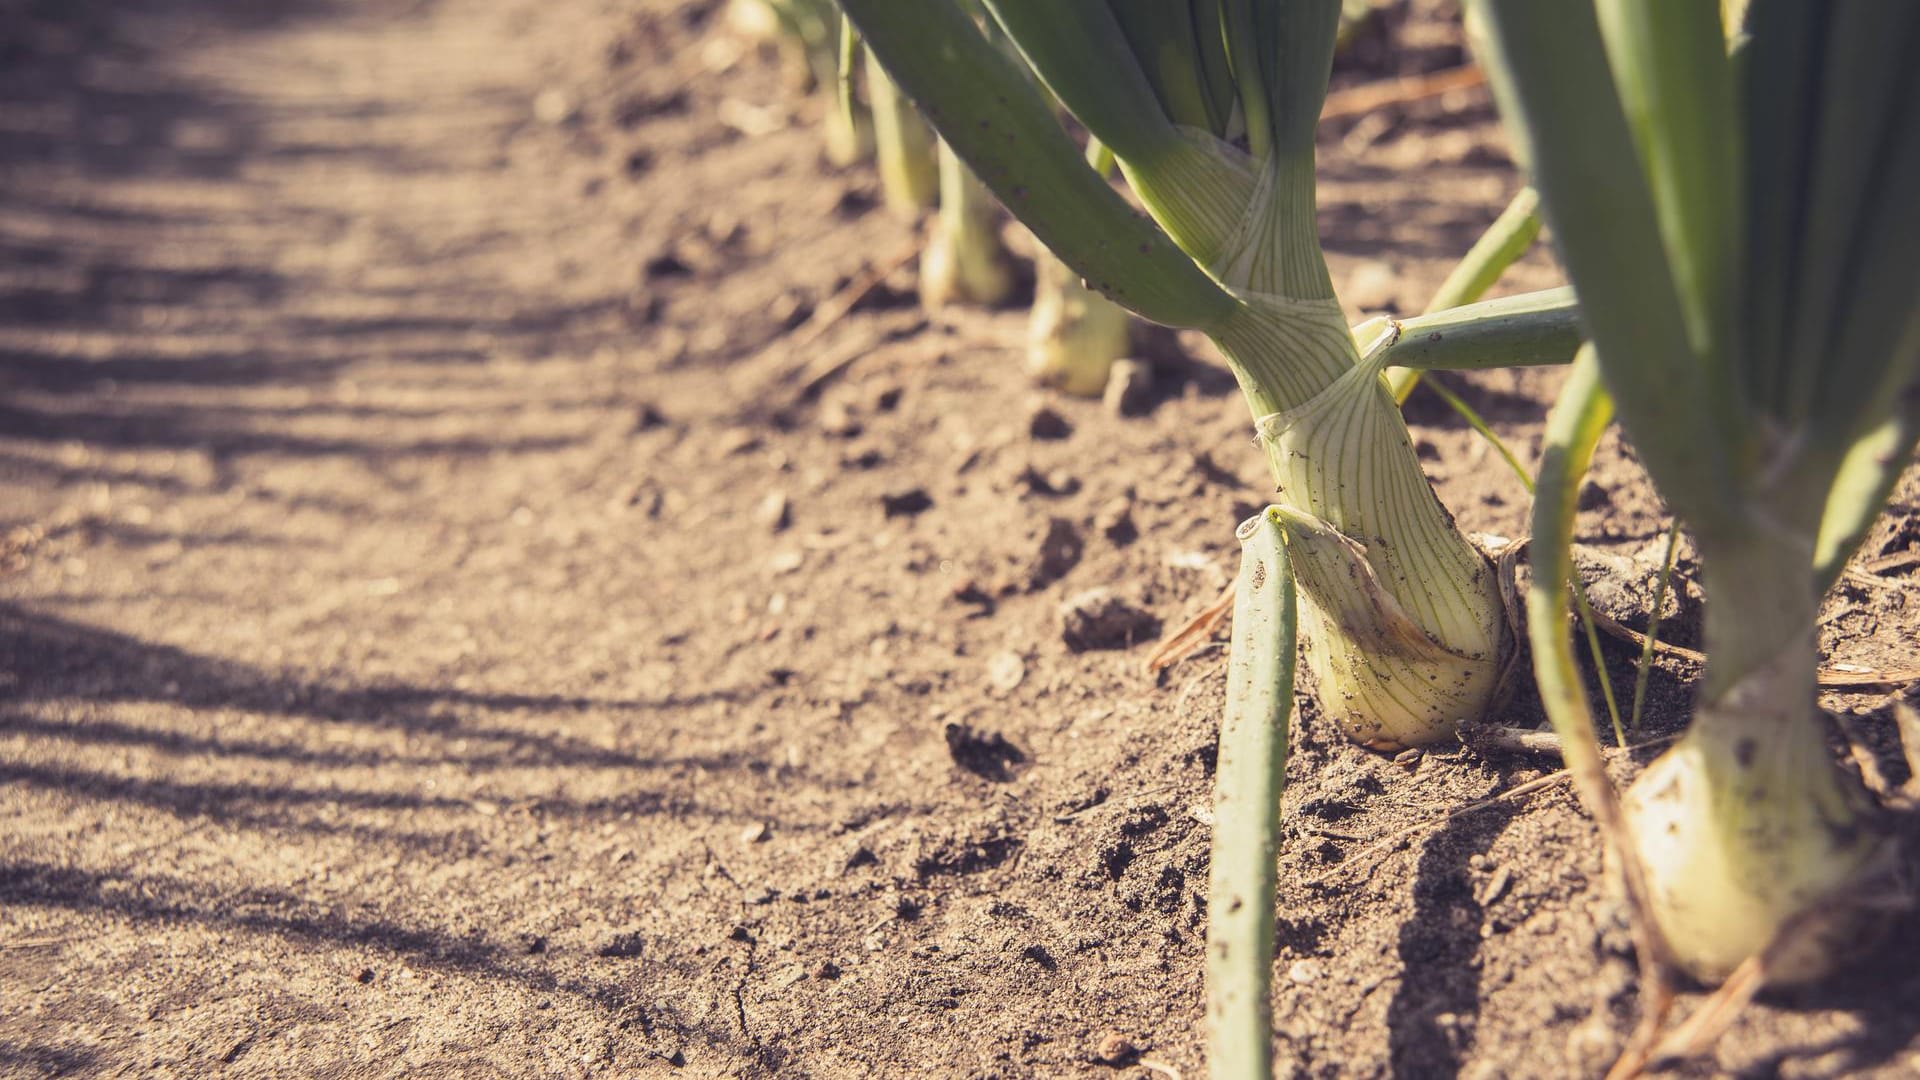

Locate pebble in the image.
[717,429,762,456]
[1091,1032,1139,1066]
[1479,864,1513,907]
[1288,959,1323,985]
[840,444,885,470]
[986,650,1026,693]
[767,550,804,574]
[818,397,862,437]
[755,491,790,532]
[533,88,574,125]
[740,822,769,844]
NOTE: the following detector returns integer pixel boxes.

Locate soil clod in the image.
[881,487,933,518]
[1091,1032,1141,1066]
[1060,588,1158,651]
[943,722,1026,782]
[1031,517,1084,587]
[1028,404,1073,440]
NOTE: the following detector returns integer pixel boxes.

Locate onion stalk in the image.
[864,50,936,217]
[1207,508,1297,1080]
[1479,0,1919,985]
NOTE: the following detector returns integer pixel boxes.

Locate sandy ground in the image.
[4,1,1920,1077]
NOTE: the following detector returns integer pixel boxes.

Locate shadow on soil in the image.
[0,1038,99,1079]
[0,0,644,485]
[0,603,868,844]
[1385,803,1514,1078]
[0,857,736,1062]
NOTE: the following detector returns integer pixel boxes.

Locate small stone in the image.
[840,444,885,470]
[812,959,842,980]
[755,492,790,532]
[717,429,762,456]
[819,396,862,437]
[1480,865,1514,907]
[986,650,1026,694]
[533,88,575,125]
[768,550,804,574]
[1059,589,1158,651]
[881,488,933,518]
[1028,404,1072,440]
[1102,358,1154,416]
[1091,1032,1139,1066]
[740,822,770,844]
[1287,959,1323,985]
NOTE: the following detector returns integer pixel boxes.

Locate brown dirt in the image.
[4,1,1919,1077]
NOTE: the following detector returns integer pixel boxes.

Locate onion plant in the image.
[1479,0,1920,985]
[840,5,1582,1075]
[842,0,1584,754]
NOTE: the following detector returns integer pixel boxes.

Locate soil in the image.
[4,1,1919,1078]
